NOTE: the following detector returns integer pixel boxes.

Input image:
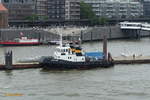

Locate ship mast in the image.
[60,33,62,47]
[57,27,62,46]
[103,35,107,61]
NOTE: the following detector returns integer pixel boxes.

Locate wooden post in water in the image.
[5,50,13,69]
[103,35,107,61]
[38,30,41,43]
[80,30,83,42]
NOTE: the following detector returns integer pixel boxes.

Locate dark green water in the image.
[0,38,150,100]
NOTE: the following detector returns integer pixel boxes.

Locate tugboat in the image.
[39,35,114,70]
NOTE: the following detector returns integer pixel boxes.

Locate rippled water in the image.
[0,38,150,100]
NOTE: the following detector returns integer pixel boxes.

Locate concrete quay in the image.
[39,25,150,42]
[1,25,150,44]
[81,25,150,42]
[113,56,150,64]
[0,28,59,43]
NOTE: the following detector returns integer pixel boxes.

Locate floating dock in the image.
[0,62,40,70]
[1,50,150,70]
[0,57,150,70]
[113,56,150,64]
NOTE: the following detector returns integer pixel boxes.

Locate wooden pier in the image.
[113,55,150,64]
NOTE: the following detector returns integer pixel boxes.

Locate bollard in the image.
[5,50,13,70]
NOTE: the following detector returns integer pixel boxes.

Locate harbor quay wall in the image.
[1,26,150,43]
[81,25,150,41]
[0,28,59,42]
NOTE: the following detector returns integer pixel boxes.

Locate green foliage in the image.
[40,16,48,21]
[80,1,108,25]
[25,14,39,21]
[25,15,49,22]
[80,1,96,19]
[98,17,108,25]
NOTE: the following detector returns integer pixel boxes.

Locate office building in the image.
[36,0,48,18]
[0,3,8,28]
[142,0,150,17]
[65,0,80,20]
[1,0,36,21]
[82,0,143,18]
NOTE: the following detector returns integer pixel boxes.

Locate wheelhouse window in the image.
[68,57,72,59]
[61,53,65,55]
[76,53,82,56]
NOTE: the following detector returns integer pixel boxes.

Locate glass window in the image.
[4,0,9,3]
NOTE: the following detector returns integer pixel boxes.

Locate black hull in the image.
[40,58,114,70]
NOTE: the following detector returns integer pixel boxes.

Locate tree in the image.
[25,14,39,21]
[39,16,49,21]
[98,17,108,25]
[42,16,49,21]
[80,1,97,22]
[80,1,109,25]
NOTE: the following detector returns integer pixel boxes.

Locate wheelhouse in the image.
[54,43,85,62]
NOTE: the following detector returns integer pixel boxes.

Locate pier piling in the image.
[5,50,13,69]
[103,35,108,61]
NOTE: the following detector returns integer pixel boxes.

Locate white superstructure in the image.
[120,22,150,31]
[54,43,85,62]
[120,22,141,29]
[141,23,150,31]
[18,37,39,43]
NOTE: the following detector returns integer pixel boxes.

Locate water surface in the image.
[0,38,150,100]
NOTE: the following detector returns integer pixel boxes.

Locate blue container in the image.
[85,52,104,59]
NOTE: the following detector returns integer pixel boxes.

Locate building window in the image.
[4,0,9,3]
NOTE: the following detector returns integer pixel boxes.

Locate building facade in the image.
[0,3,8,28]
[47,0,65,20]
[82,0,143,18]
[1,0,80,21]
[1,0,36,21]
[46,0,80,20]
[142,0,150,17]
[65,0,80,20]
[36,0,48,18]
